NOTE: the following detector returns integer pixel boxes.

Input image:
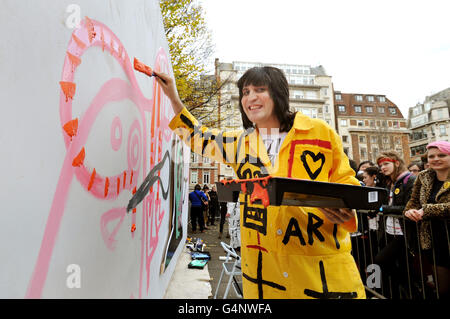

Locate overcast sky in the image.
[200,0,450,117]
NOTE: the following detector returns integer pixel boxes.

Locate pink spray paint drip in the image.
[26,17,173,298]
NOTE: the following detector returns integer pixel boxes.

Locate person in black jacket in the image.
[374,151,416,298]
[208,185,219,226]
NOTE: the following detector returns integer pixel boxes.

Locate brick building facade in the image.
[334,92,411,165]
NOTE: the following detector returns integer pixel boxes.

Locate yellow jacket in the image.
[170,107,366,299]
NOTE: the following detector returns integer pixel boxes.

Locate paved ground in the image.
[187,218,242,300]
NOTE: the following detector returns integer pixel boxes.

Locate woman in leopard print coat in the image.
[404,141,450,297]
[404,168,450,249]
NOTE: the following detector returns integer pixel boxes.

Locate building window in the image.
[203,156,210,164]
[440,124,446,135]
[293,90,304,99]
[367,95,374,102]
[357,120,364,127]
[340,119,347,127]
[378,107,385,113]
[361,147,367,159]
[365,106,373,113]
[389,107,397,115]
[359,135,366,143]
[378,96,386,102]
[371,136,378,144]
[335,93,342,100]
[372,147,379,160]
[393,121,399,128]
[190,171,198,184]
[355,95,363,101]
[190,152,197,163]
[306,91,317,99]
[203,171,210,184]
[342,135,348,143]
[395,136,401,145]
[370,120,375,127]
[354,105,362,113]
[301,108,318,118]
[338,105,346,112]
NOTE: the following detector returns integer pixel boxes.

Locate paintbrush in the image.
[133,57,166,83]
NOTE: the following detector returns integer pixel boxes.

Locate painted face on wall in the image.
[427,147,450,171]
[241,85,279,129]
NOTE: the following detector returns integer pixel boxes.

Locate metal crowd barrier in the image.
[351,210,450,299]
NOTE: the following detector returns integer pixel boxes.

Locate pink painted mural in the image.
[0,0,188,298]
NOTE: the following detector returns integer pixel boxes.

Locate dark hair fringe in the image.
[237,66,296,133]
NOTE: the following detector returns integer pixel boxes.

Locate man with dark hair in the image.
[154,67,365,299]
[188,184,208,233]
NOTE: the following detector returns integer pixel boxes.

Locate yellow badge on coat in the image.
[444,182,450,189]
[394,188,400,195]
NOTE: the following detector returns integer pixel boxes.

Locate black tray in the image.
[216,177,387,210]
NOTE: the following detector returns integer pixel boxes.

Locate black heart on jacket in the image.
[300,150,325,180]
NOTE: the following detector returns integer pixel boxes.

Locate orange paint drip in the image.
[132,208,136,214]
[88,168,96,191]
[224,176,273,207]
[131,224,136,232]
[63,118,78,140]
[123,171,127,188]
[85,16,96,43]
[100,28,105,52]
[130,171,133,185]
[59,81,76,102]
[72,147,85,167]
[67,52,81,72]
[72,34,86,49]
[132,186,136,194]
[250,182,270,207]
[117,177,120,195]
[133,57,153,77]
[104,177,109,197]
[118,45,123,59]
[110,38,114,55]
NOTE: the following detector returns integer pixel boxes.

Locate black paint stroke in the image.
[300,150,325,180]
[282,217,306,246]
[242,250,286,299]
[307,212,325,245]
[243,194,268,236]
[304,260,358,299]
[180,113,238,164]
[333,224,340,249]
[126,150,170,212]
[236,154,269,180]
[235,127,255,165]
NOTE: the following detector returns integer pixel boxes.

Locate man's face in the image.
[241,84,279,129]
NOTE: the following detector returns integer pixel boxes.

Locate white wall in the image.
[0,0,189,298]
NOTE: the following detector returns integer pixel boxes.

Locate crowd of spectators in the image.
[351,142,449,299]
